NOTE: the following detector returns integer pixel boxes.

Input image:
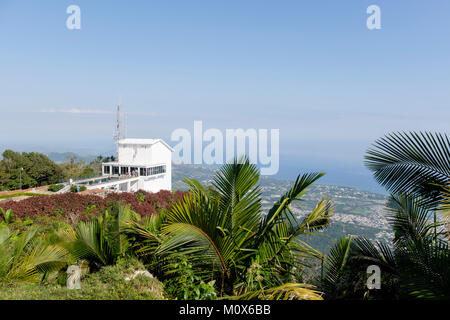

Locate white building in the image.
[101,138,173,193]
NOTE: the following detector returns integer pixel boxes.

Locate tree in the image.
[125,157,333,298]
[365,132,449,208]
[58,203,139,269]
[322,131,450,300]
[0,225,68,283]
[59,156,87,180]
[322,194,450,299]
[23,152,64,185]
[7,168,37,190]
[0,150,63,190]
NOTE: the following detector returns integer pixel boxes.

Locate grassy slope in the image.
[0,259,166,300]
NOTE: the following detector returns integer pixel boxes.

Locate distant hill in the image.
[173,164,392,253]
[46,152,98,163]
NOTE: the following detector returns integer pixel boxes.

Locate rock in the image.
[125,270,154,281]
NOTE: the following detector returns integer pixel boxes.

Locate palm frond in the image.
[352,237,397,274]
[386,194,436,245]
[365,131,450,207]
[322,236,354,294]
[227,283,323,300]
[261,172,325,235]
[68,219,117,267]
[0,226,68,283]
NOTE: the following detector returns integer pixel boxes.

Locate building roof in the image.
[102,161,167,167]
[117,138,174,152]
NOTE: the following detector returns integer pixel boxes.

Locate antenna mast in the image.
[114,103,121,162]
[123,112,127,139]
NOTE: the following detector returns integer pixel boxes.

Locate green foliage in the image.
[234,256,281,294]
[164,255,217,300]
[59,204,139,269]
[70,185,87,193]
[227,283,323,300]
[321,131,450,300]
[365,132,449,208]
[0,225,69,283]
[0,150,64,190]
[48,184,64,192]
[322,194,450,300]
[129,157,333,297]
[0,192,49,200]
[59,155,105,181]
[81,167,94,177]
[1,208,14,224]
[137,192,145,203]
[0,258,165,300]
[121,211,165,271]
[6,169,37,190]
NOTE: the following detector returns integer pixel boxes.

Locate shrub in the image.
[164,255,217,300]
[70,185,87,193]
[0,190,186,224]
[0,208,14,224]
[48,184,64,192]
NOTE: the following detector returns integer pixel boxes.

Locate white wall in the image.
[118,141,171,166]
[117,141,172,192]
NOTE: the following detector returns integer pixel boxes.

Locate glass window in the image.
[146,165,166,176]
[103,166,110,174]
[112,166,119,175]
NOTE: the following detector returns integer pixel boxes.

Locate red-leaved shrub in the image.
[0,190,186,224]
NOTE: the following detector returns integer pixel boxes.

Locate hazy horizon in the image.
[0,141,384,193]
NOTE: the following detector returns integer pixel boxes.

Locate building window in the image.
[140,168,146,176]
[103,166,110,174]
[112,166,119,175]
[146,165,166,176]
[120,167,129,175]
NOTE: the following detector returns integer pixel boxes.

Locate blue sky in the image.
[1,1,449,191]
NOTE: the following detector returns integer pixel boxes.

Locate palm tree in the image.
[0,225,68,282]
[0,208,13,224]
[323,131,450,299]
[59,203,139,269]
[365,131,449,208]
[322,194,450,299]
[127,158,333,299]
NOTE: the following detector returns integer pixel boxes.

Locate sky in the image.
[1,1,449,192]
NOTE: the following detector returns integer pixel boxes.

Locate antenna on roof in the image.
[123,112,127,139]
[114,99,122,162]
